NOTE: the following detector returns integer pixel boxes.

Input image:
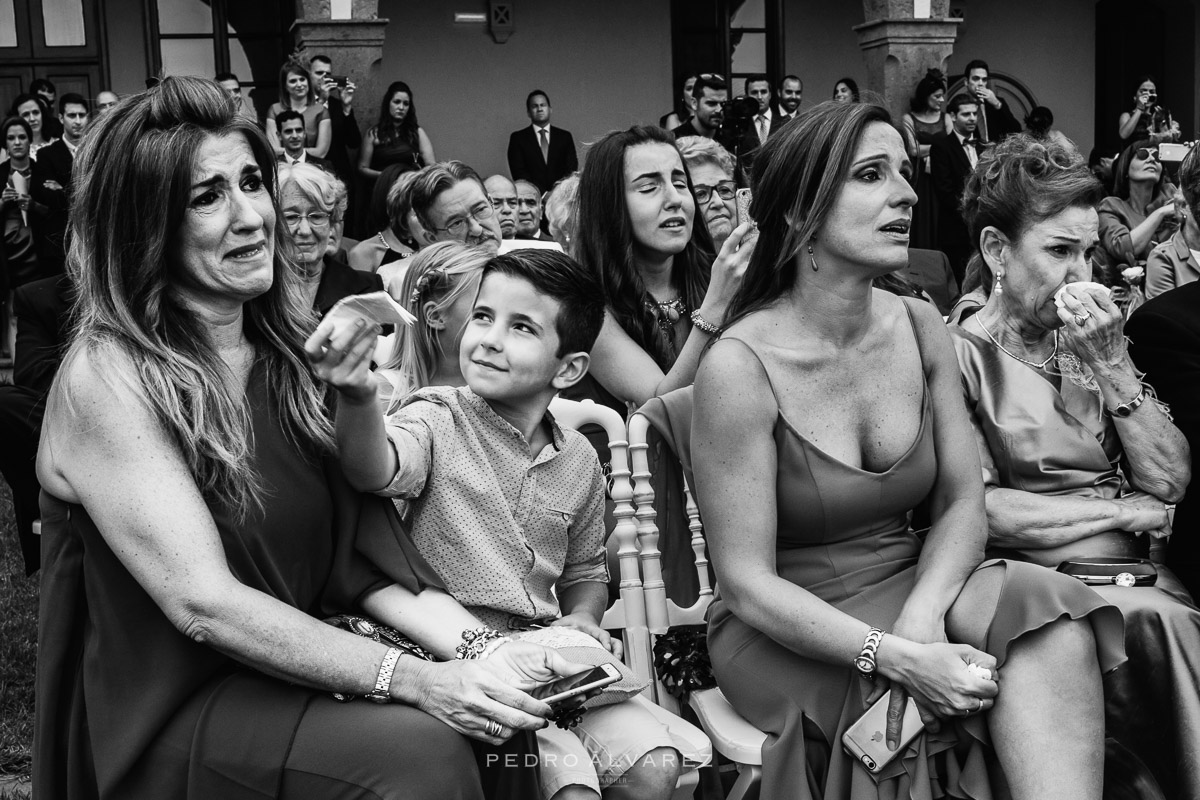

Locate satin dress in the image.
[702,305,1125,800]
[952,326,1200,799]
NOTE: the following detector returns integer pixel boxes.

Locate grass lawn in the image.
[0,479,36,788]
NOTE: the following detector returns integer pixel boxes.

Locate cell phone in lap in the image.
[842,690,925,773]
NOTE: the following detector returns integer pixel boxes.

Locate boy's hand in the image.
[550,613,623,661]
[304,314,380,404]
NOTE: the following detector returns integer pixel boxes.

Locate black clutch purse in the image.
[1056,557,1158,587]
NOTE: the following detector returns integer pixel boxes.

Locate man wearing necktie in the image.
[275,109,332,173]
[507,90,579,196]
[930,93,982,282]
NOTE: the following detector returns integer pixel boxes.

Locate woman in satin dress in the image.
[692,100,1125,800]
[949,132,1198,798]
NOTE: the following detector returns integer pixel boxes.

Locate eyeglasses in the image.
[432,203,495,237]
[698,73,725,82]
[693,182,736,204]
[283,211,332,229]
[1134,147,1160,162]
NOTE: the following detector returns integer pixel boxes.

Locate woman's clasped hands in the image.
[868,618,999,751]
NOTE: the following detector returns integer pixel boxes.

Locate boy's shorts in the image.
[535,694,711,797]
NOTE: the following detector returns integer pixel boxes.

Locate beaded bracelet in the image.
[455,627,506,660]
[690,310,721,336]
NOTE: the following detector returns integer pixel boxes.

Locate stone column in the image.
[854,0,960,122]
[291,0,389,121]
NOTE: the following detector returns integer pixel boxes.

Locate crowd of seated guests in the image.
[6,52,1200,800]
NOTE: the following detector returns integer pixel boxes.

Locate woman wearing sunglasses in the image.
[1098,140,1181,271]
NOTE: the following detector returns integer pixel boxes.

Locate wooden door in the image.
[0,0,105,113]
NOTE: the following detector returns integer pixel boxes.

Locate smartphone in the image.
[534,663,621,707]
[841,690,925,773]
[735,187,753,227]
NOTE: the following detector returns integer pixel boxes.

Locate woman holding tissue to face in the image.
[949,133,1200,799]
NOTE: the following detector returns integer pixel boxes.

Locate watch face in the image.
[1114,406,1132,418]
[854,656,876,675]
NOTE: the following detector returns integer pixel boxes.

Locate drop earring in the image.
[994,270,1004,296]
[808,243,819,272]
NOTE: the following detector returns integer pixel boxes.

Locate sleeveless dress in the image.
[705,306,1126,800]
[33,364,536,800]
[370,132,422,173]
[910,115,944,252]
[952,326,1200,799]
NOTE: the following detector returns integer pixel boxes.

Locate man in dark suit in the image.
[0,273,73,574]
[962,59,1021,145]
[275,109,333,172]
[34,93,88,266]
[1127,284,1200,602]
[514,179,554,241]
[507,90,578,196]
[930,93,982,283]
[775,74,803,125]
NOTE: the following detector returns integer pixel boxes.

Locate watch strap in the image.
[854,627,886,680]
[1108,385,1147,418]
[365,646,403,703]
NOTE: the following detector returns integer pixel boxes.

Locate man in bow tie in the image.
[930,93,983,282]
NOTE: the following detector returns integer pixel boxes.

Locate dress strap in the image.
[898,297,930,377]
[713,336,783,408]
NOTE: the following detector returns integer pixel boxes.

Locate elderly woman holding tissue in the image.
[948,133,1200,799]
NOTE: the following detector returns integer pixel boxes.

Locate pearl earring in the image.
[994,271,1004,296]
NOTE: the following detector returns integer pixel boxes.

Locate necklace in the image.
[377,231,396,252]
[645,296,687,326]
[977,317,1059,369]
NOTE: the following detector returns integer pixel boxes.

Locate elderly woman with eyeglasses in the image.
[675,136,737,250]
[278,162,381,315]
[1097,140,1181,272]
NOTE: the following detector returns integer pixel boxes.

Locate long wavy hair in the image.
[373,81,421,154]
[65,75,334,520]
[381,241,489,409]
[575,125,715,369]
[722,101,892,328]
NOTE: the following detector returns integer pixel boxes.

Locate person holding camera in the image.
[1118,76,1181,145]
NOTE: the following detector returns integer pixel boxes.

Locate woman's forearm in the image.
[1127,208,1169,257]
[904,495,985,619]
[1118,110,1140,141]
[985,488,1126,548]
[1095,360,1191,500]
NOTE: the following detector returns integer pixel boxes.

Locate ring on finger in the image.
[485,719,504,737]
[975,697,984,714]
[1074,312,1090,326]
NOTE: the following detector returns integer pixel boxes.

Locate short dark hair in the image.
[30,78,55,96]
[59,93,87,115]
[692,75,727,99]
[526,90,550,110]
[744,74,770,94]
[409,160,486,231]
[482,249,605,356]
[779,74,803,91]
[214,72,239,84]
[275,108,304,130]
[963,59,989,81]
[945,93,978,116]
[1,116,33,144]
[309,54,332,67]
